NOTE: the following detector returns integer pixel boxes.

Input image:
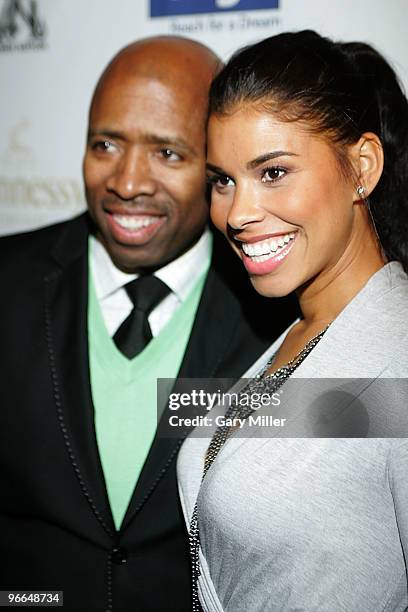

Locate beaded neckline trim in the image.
[188,324,330,611]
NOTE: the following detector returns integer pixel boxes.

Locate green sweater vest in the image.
[88,263,209,529]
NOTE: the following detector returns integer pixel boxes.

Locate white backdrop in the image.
[1,0,407,235]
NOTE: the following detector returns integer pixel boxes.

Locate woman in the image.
[177,31,408,611]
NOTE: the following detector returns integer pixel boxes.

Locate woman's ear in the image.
[349,132,384,201]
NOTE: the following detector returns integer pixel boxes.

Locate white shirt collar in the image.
[90,227,212,303]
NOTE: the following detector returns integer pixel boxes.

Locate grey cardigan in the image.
[178,262,408,611]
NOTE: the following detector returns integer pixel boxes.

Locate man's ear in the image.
[349,132,384,201]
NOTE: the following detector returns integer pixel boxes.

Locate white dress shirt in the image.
[90,228,212,337]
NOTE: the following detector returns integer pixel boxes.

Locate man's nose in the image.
[106,149,156,200]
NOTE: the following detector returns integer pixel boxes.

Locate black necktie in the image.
[113,276,170,359]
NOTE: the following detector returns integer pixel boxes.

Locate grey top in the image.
[177,262,408,611]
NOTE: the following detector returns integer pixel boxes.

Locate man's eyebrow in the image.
[87,129,123,141]
[87,128,195,155]
[246,151,298,170]
[141,133,195,155]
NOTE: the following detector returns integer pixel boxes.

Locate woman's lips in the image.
[105,211,166,245]
[239,231,297,275]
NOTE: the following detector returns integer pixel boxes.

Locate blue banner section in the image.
[150,0,279,18]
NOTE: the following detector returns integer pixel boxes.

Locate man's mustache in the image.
[101,195,170,213]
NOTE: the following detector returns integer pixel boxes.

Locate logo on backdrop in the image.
[151,0,279,17]
[6,119,34,163]
[0,119,85,218]
[0,0,47,51]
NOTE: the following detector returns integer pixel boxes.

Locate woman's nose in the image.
[226,184,265,232]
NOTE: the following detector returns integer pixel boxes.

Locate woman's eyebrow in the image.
[206,163,227,174]
[246,151,298,170]
[206,152,298,175]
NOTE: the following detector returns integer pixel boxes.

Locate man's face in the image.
[83,73,209,272]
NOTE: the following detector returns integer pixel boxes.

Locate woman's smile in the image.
[237,230,298,274]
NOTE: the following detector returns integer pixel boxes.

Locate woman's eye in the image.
[261,166,286,183]
[207,174,235,189]
[160,148,182,161]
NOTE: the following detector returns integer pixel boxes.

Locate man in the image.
[0,37,295,611]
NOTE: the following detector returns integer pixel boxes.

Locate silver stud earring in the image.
[357,185,366,197]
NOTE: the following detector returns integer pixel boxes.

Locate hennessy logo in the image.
[0,0,47,51]
[4,119,34,163]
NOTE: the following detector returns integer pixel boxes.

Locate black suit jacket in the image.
[0,215,296,611]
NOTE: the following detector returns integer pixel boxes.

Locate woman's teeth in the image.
[241,232,296,262]
[113,215,158,230]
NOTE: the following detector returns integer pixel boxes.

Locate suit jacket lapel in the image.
[121,259,242,529]
[44,215,115,537]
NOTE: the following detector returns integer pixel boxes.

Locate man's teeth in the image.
[242,232,295,261]
[113,215,158,230]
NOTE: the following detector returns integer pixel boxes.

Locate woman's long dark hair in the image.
[209,30,408,270]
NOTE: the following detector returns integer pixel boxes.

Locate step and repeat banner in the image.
[1,0,407,235]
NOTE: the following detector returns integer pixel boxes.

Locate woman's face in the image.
[208,105,359,298]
